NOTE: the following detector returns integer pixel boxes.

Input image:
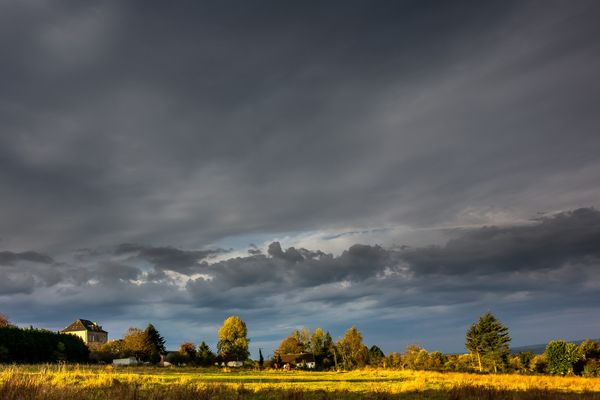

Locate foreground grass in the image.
[2,365,600,399]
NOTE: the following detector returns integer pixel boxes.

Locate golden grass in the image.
[1,364,600,399]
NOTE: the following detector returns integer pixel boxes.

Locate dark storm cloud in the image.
[0,0,599,253]
[2,208,599,300]
[403,208,600,276]
[1,208,599,351]
[115,243,225,273]
[182,209,600,311]
[1,0,600,352]
[0,250,54,265]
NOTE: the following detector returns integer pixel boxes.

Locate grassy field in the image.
[2,365,600,399]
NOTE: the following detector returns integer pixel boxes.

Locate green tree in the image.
[196,341,215,366]
[578,339,600,376]
[546,340,581,375]
[386,352,402,368]
[580,339,600,360]
[322,331,337,369]
[258,348,264,368]
[368,345,385,367]
[90,339,127,363]
[290,328,311,352]
[415,348,430,369]
[0,324,88,363]
[299,327,311,351]
[311,328,326,356]
[532,354,547,373]
[336,326,368,370]
[428,351,447,370]
[402,344,423,370]
[465,312,511,372]
[217,316,250,361]
[144,324,166,363]
[517,351,534,373]
[53,341,67,361]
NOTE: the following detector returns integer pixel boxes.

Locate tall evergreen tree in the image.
[465,312,511,372]
[144,324,166,364]
[323,331,337,369]
[196,341,215,366]
[368,345,385,366]
[258,348,264,368]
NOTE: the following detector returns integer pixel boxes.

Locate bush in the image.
[545,340,581,375]
[532,354,547,374]
[583,359,600,377]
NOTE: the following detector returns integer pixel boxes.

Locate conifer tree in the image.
[258,348,264,368]
[144,324,166,363]
[465,312,511,372]
[196,341,215,366]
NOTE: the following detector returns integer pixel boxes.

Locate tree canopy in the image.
[546,340,581,375]
[336,326,368,369]
[145,324,166,363]
[217,316,249,361]
[196,341,216,366]
[277,335,304,355]
[465,312,511,372]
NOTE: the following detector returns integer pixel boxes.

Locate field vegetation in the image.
[3,313,600,398]
[2,364,600,400]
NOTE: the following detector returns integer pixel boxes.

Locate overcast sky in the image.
[1,0,600,356]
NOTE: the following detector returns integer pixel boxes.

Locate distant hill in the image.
[512,338,600,355]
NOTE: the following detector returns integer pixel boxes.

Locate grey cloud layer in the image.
[1,1,599,253]
[1,0,600,351]
[1,209,599,350]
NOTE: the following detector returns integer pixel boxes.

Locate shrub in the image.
[545,340,581,375]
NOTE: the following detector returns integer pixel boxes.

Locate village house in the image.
[278,353,316,369]
[61,319,108,346]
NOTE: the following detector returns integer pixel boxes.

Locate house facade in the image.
[61,319,108,346]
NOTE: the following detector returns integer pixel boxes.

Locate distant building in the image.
[113,357,139,366]
[226,361,244,368]
[61,319,108,346]
[279,353,316,369]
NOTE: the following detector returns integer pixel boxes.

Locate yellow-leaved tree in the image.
[217,316,249,361]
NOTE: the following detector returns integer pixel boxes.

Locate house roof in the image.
[62,319,107,333]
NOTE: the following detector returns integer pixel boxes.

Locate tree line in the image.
[1,312,599,376]
[0,316,89,363]
[90,315,248,366]
[91,324,167,364]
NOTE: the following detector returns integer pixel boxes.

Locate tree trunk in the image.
[333,349,338,370]
[477,352,482,372]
